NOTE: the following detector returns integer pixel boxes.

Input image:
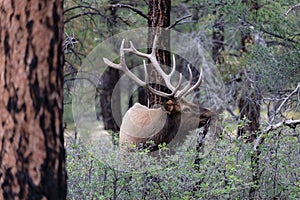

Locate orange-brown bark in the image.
[0,0,66,199]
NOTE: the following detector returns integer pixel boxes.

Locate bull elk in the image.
[103,36,212,152]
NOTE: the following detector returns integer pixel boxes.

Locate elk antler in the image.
[103,35,203,102]
[103,39,148,86]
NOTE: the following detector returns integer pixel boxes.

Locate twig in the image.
[111,3,148,20]
[64,5,103,15]
[64,32,78,51]
[167,14,192,29]
[284,119,300,129]
[226,107,238,120]
[238,16,297,44]
[265,119,300,133]
[271,82,300,122]
[254,119,300,151]
[64,12,104,24]
[285,3,300,16]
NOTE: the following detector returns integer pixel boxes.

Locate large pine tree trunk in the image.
[0,0,66,199]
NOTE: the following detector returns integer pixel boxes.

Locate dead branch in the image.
[167,14,192,29]
[238,16,298,44]
[64,32,78,51]
[270,82,300,123]
[111,3,148,20]
[64,5,103,15]
[254,82,300,151]
[64,12,104,24]
[285,3,300,16]
[254,119,300,151]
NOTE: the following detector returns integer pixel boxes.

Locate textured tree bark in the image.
[212,8,224,65]
[237,72,261,139]
[0,0,66,199]
[99,68,120,133]
[147,0,171,106]
[98,0,121,134]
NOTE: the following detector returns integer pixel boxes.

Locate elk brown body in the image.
[119,100,211,151]
[103,35,212,152]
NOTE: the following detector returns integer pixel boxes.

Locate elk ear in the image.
[161,100,174,114]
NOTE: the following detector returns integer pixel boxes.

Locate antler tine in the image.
[182,67,203,98]
[175,64,193,99]
[172,73,183,95]
[143,60,148,85]
[147,36,176,91]
[103,39,125,71]
[125,35,159,58]
[147,86,173,98]
[169,54,177,78]
[103,39,146,86]
[105,36,202,99]
[126,41,150,58]
[146,72,184,98]
[143,59,172,98]
[143,53,184,98]
[124,36,178,92]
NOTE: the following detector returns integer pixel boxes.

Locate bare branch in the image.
[271,82,300,123]
[284,119,300,128]
[238,16,298,44]
[285,3,300,16]
[111,3,148,20]
[167,14,192,29]
[64,5,103,15]
[254,119,300,151]
[226,107,238,120]
[64,12,104,24]
[254,83,300,151]
[64,32,78,51]
[265,119,300,133]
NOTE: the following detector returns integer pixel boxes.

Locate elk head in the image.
[103,36,212,152]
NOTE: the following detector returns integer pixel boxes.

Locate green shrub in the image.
[66,127,300,199]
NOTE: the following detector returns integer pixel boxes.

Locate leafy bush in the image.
[66,126,300,199]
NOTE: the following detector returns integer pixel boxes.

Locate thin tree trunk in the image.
[0,0,66,199]
[237,71,261,199]
[99,68,120,133]
[240,1,262,198]
[99,0,121,134]
[212,6,224,65]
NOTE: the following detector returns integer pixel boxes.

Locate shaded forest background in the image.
[63,0,300,199]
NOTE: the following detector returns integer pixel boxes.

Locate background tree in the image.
[0,0,66,199]
[98,0,121,134]
[212,3,225,65]
[147,0,171,106]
